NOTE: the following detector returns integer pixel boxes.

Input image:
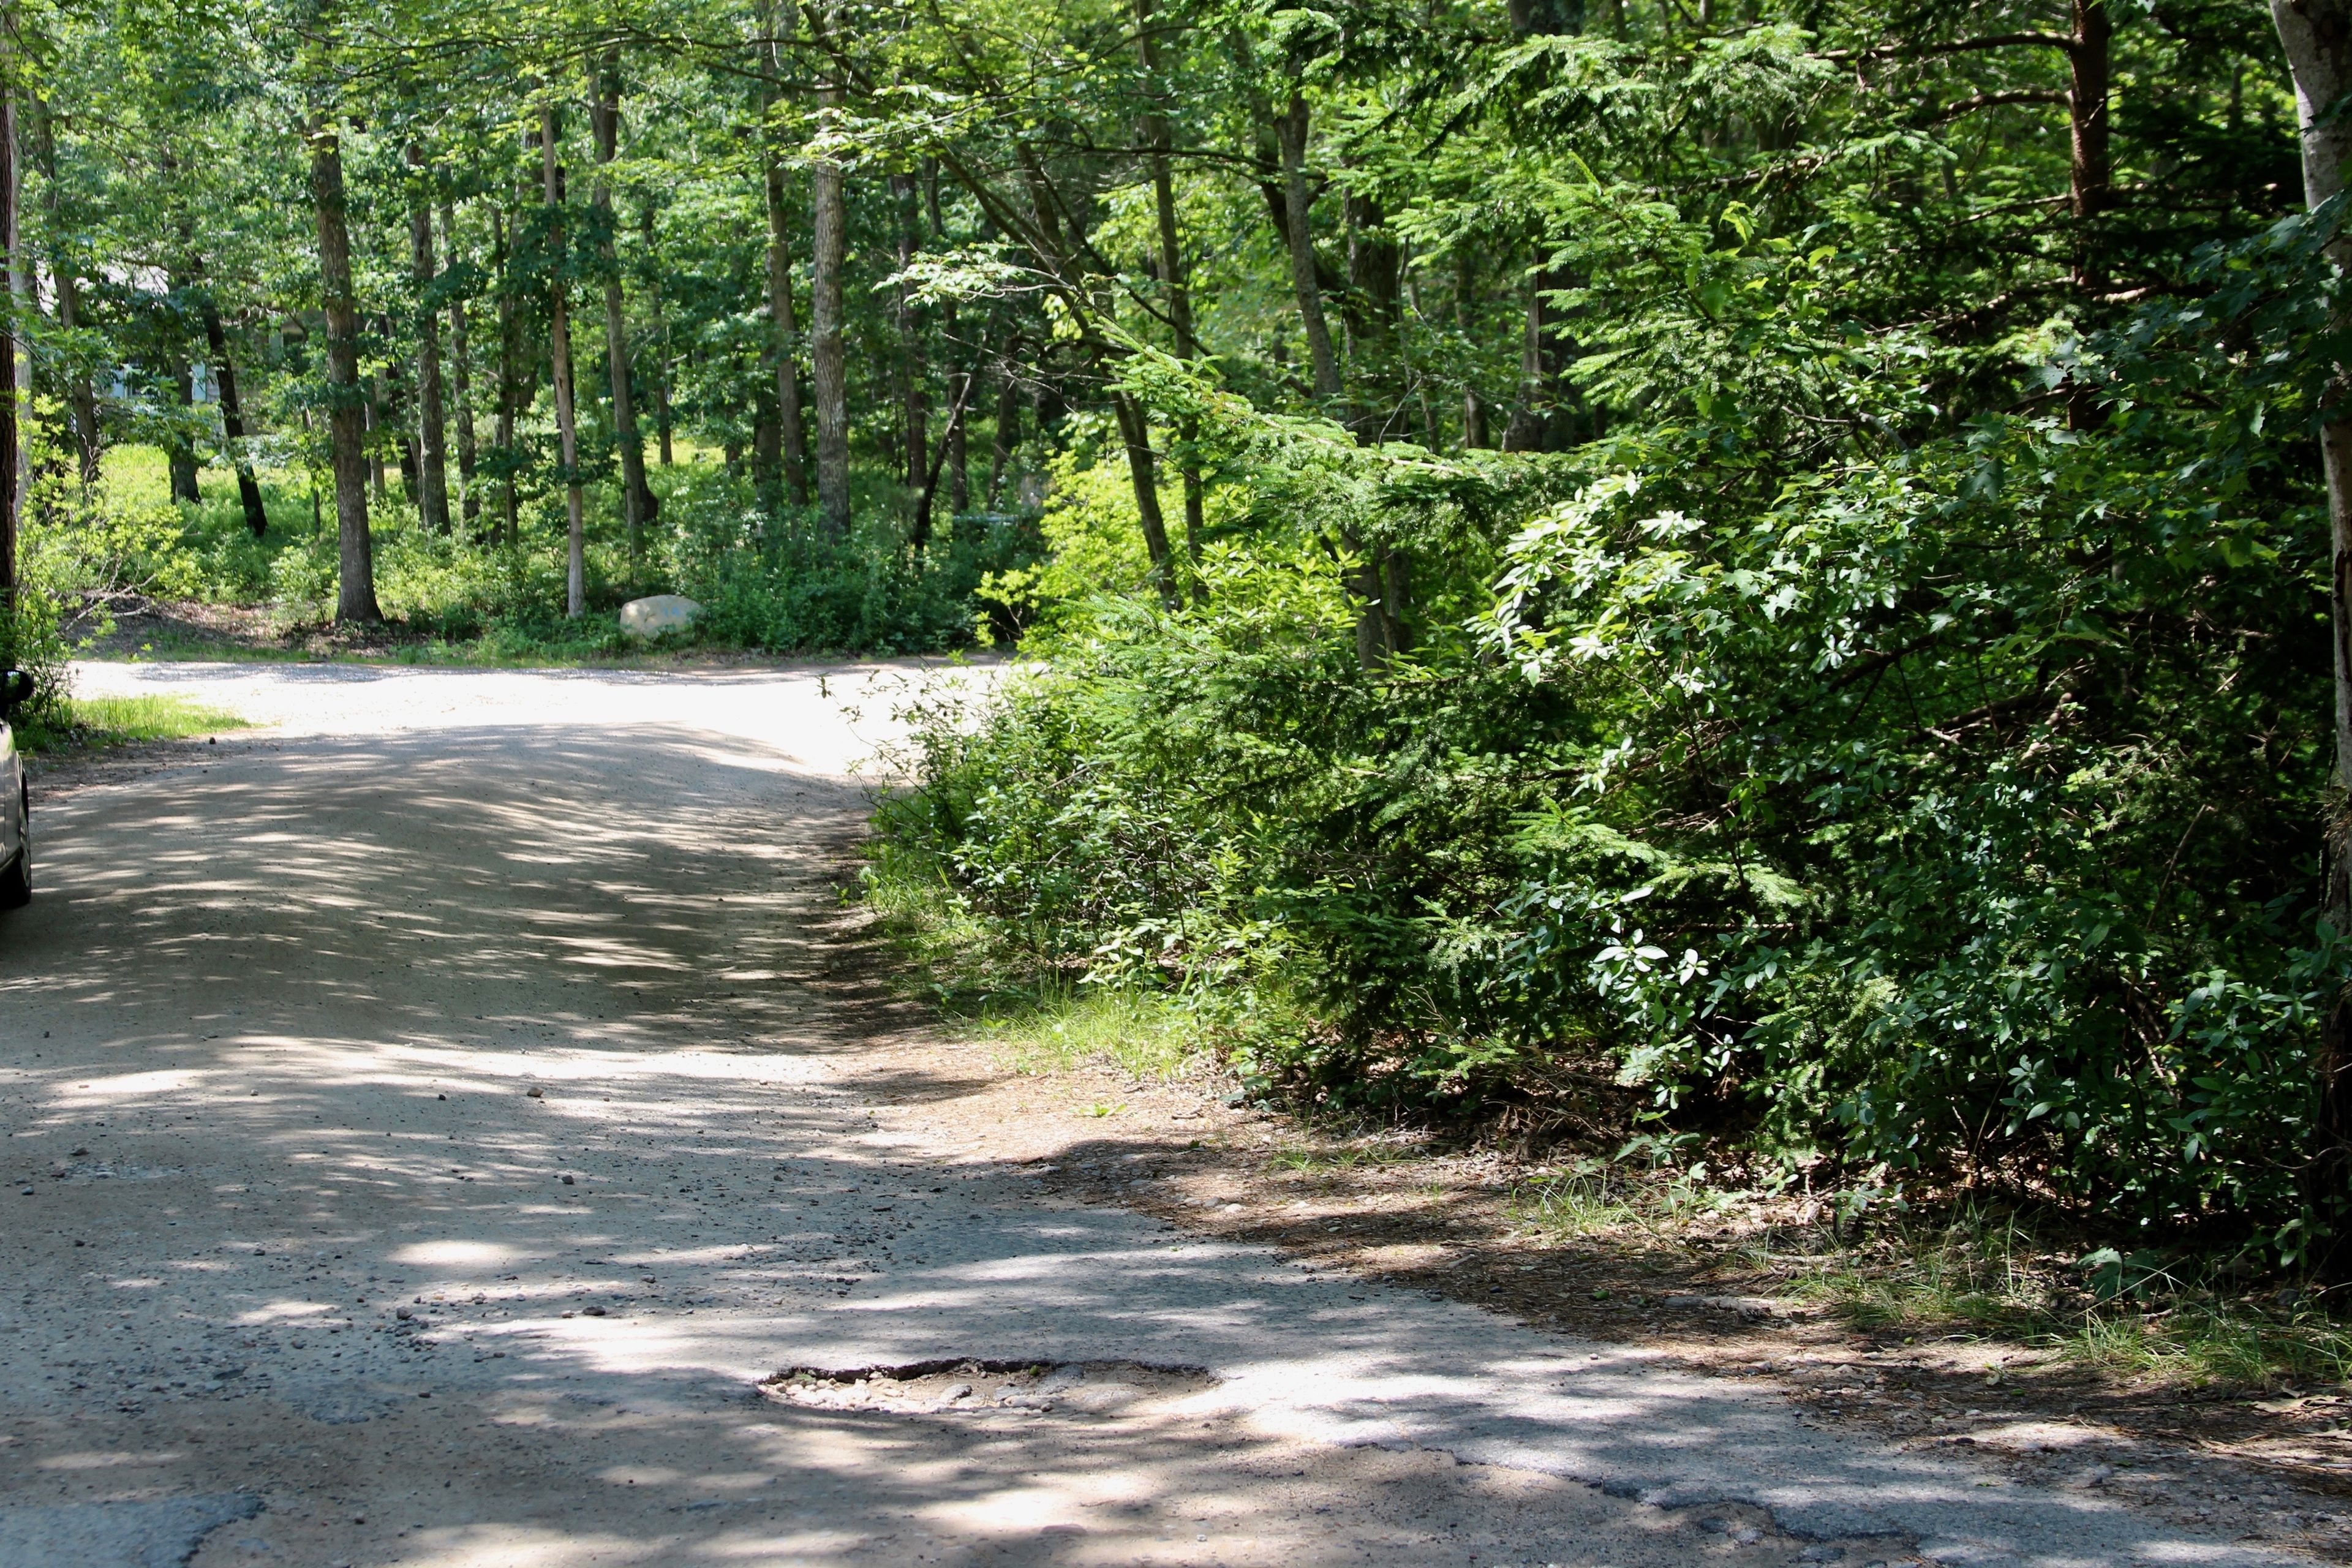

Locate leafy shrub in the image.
[874,214,2347,1261]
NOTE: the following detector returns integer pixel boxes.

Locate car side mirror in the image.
[0,671,34,715]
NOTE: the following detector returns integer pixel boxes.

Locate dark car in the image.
[1,669,32,908]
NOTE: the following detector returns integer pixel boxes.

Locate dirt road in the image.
[0,661,2312,1567]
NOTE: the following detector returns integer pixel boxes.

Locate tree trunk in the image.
[921,165,968,515]
[944,311,968,514]
[1005,149,1172,600]
[165,344,200,503]
[1343,191,1403,439]
[157,151,206,500]
[2271,0,2352,1257]
[644,203,674,466]
[440,203,479,526]
[1111,390,1177,605]
[197,297,268,537]
[1503,270,1547,451]
[407,146,452,533]
[910,366,974,552]
[2068,0,2112,269]
[30,101,99,484]
[378,330,420,503]
[543,105,587,617]
[988,363,1020,505]
[892,171,929,497]
[810,35,851,537]
[761,159,805,503]
[493,204,520,548]
[1341,192,1409,662]
[357,375,379,497]
[590,60,655,556]
[0,86,17,612]
[7,102,25,517]
[309,111,380,623]
[1139,0,1202,576]
[1455,253,1489,449]
[1275,93,1342,403]
[758,27,808,505]
[1273,97,1402,663]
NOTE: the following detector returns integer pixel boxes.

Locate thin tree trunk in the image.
[810,27,851,536]
[2271,0,2352,1253]
[9,106,26,516]
[543,104,587,617]
[988,362,1020,505]
[1343,191,1409,660]
[1344,191,1402,437]
[643,203,673,466]
[440,203,478,526]
[920,165,968,514]
[758,13,808,504]
[892,170,928,496]
[1503,270,1545,451]
[197,296,268,537]
[1403,267,1437,444]
[407,146,452,533]
[31,103,98,483]
[493,205,519,548]
[361,375,381,499]
[1008,147,1173,601]
[0,86,17,611]
[753,385,781,496]
[943,324,969,515]
[1275,92,1342,404]
[158,167,204,505]
[590,58,654,556]
[2068,0,2112,279]
[1139,0,1202,578]
[166,345,200,503]
[1455,252,1489,449]
[910,368,974,552]
[309,109,379,622]
[1111,390,1177,605]
[2064,0,2113,431]
[944,307,968,513]
[1273,95,1401,663]
[379,327,420,503]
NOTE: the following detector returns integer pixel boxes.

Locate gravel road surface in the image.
[0,660,2313,1567]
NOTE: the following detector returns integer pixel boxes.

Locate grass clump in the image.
[16,693,251,753]
[1774,1208,2352,1389]
[982,987,1213,1082]
[861,832,1224,1084]
[1516,1167,2352,1392]
[1512,1160,1749,1245]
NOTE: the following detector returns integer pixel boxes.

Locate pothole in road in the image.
[760,1359,1218,1418]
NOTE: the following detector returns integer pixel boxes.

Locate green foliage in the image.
[876,198,2347,1264]
[0,590,73,737]
[14,694,252,754]
[659,465,1042,654]
[16,0,2340,1278]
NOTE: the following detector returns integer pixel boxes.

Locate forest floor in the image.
[0,658,2330,1568]
[64,594,781,666]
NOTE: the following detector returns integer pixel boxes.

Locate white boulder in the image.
[619,594,703,642]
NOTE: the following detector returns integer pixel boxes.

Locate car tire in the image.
[0,786,28,909]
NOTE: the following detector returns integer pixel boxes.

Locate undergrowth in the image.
[1512,1166,2352,1390]
[861,832,1231,1084]
[872,788,2352,1393]
[37,444,1038,665]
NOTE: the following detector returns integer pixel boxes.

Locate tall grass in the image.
[16,693,251,753]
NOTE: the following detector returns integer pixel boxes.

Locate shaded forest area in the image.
[4,0,2352,1276]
